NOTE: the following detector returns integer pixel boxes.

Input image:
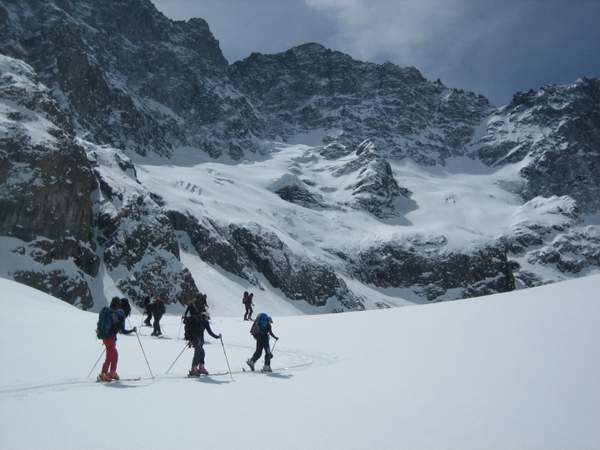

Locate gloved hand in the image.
[187,341,192,348]
[132,327,137,332]
[218,334,222,339]
[275,336,279,341]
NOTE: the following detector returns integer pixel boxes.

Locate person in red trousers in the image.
[97,297,126,382]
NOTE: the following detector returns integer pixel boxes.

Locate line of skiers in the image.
[95,291,278,382]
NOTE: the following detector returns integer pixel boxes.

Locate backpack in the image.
[96,307,113,339]
[184,302,204,341]
[154,299,166,316]
[183,316,196,341]
[250,313,270,338]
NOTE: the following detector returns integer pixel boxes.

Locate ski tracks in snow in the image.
[0,343,337,398]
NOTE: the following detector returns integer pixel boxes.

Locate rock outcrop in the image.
[0,55,200,308]
[167,211,364,312]
[347,237,515,301]
[476,79,600,212]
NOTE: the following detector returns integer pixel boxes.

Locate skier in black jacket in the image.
[247,313,278,373]
[186,310,221,376]
[143,296,152,326]
[151,297,166,336]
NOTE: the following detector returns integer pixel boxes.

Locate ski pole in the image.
[87,346,106,378]
[134,328,155,379]
[220,337,234,382]
[271,338,278,355]
[165,342,189,374]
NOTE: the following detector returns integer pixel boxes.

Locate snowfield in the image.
[1,275,599,450]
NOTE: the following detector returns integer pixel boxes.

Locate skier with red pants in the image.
[96,297,126,382]
[247,313,278,373]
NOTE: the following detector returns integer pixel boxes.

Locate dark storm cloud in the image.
[152,0,600,105]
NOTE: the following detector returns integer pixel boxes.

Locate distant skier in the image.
[119,297,137,335]
[96,297,126,381]
[247,312,278,373]
[184,307,221,377]
[151,296,166,337]
[243,291,254,321]
[142,296,152,326]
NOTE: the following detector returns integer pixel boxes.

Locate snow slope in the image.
[1,275,599,450]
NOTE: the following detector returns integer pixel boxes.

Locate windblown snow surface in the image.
[1,275,599,450]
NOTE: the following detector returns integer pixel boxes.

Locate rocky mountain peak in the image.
[1,2,599,313]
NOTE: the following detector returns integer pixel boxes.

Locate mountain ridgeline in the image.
[0,0,599,311]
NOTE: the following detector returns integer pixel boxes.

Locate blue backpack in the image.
[96,307,113,339]
[250,313,271,338]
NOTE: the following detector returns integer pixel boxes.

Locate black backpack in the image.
[250,314,262,338]
[183,302,202,341]
[154,300,166,316]
[96,307,113,339]
[183,316,197,341]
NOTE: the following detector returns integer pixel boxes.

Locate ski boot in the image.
[246,358,255,371]
[261,365,272,373]
[97,372,112,382]
[108,372,120,380]
[197,364,209,375]
[188,367,200,377]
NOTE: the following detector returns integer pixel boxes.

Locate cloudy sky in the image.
[152,0,600,105]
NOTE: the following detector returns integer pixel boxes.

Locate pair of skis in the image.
[96,376,142,383]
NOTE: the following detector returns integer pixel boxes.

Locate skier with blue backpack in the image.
[246,313,279,373]
[96,297,126,382]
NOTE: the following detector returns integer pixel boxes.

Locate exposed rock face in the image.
[167,211,364,311]
[333,140,414,218]
[268,173,327,210]
[498,196,600,282]
[86,143,201,307]
[0,54,97,306]
[0,56,95,244]
[230,43,490,164]
[0,55,200,308]
[0,0,262,159]
[348,238,515,301]
[477,79,600,212]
